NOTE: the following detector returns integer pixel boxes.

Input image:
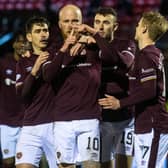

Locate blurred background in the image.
[0,0,168,56]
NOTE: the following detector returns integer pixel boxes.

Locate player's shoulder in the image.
[141,45,161,59]
[140,45,162,66]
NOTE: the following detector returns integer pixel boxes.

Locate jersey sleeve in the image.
[16,60,36,101]
[118,40,136,68]
[42,50,76,82]
[94,33,136,69]
[120,51,157,108]
[93,33,120,65]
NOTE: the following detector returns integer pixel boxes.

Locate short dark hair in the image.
[95,7,117,18]
[25,16,49,33]
[13,29,26,42]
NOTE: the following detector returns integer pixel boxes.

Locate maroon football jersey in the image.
[43,34,137,122]
[43,45,102,121]
[16,52,55,126]
[98,38,136,122]
[120,45,168,133]
[0,54,24,126]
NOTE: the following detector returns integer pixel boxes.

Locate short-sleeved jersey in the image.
[16,53,55,126]
[120,45,168,133]
[99,38,136,122]
[0,54,24,126]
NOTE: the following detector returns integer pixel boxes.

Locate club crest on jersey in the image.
[57,152,61,159]
[3,149,9,154]
[26,66,32,72]
[81,49,86,55]
[16,152,23,159]
[6,69,13,75]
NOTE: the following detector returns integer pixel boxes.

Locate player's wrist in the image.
[31,69,37,76]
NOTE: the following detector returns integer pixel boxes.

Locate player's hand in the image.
[78,35,96,44]
[87,36,96,44]
[60,29,78,52]
[72,24,98,35]
[70,43,85,56]
[98,94,120,110]
[31,52,49,76]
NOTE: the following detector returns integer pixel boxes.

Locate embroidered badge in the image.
[57,152,61,159]
[16,152,23,159]
[4,149,9,154]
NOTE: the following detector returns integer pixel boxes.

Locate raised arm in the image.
[16,52,48,101]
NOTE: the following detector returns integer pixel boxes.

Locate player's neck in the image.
[33,46,43,55]
[138,38,155,50]
[14,52,20,61]
[109,34,114,42]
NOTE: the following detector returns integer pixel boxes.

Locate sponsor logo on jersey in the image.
[26,66,32,72]
[6,69,13,75]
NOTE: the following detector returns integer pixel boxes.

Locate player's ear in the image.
[142,25,147,34]
[114,22,118,31]
[26,33,32,42]
[58,21,62,29]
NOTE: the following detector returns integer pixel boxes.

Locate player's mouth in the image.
[40,39,48,44]
[98,31,104,36]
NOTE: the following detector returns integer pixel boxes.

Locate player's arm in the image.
[42,50,65,82]
[16,60,35,101]
[99,52,157,109]
[73,24,121,64]
[16,53,48,101]
[104,82,127,95]
[117,40,136,69]
[120,78,156,108]
[42,30,80,82]
[120,51,157,108]
[99,74,156,110]
[93,33,120,64]
[42,50,76,83]
[22,52,49,98]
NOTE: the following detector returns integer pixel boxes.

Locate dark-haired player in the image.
[15,16,57,168]
[0,30,25,168]
[42,4,136,168]
[73,7,136,168]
